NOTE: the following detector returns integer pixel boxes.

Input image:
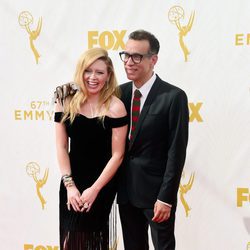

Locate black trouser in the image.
[119,202,176,250]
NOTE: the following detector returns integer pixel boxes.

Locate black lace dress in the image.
[54,112,128,250]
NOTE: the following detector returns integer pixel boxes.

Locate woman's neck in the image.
[86,95,102,118]
[87,94,99,105]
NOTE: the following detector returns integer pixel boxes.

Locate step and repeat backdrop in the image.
[0,0,250,249]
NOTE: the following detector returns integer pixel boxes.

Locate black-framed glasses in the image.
[119,51,153,64]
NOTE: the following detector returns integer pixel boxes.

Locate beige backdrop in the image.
[1,0,250,249]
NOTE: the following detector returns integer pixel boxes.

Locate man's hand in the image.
[152,200,171,223]
[54,82,79,105]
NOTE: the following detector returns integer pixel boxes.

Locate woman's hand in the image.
[80,186,100,212]
[66,185,83,212]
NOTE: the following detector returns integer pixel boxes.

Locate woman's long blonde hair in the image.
[62,47,120,123]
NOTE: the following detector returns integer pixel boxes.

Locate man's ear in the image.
[151,54,158,66]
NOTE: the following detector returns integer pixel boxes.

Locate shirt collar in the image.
[132,73,156,98]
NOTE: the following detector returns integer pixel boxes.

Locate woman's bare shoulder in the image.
[108,96,127,118]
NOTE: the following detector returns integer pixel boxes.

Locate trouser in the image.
[119,202,176,250]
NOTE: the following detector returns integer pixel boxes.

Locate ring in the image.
[83,203,89,208]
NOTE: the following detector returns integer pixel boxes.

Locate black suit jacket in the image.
[117,75,189,208]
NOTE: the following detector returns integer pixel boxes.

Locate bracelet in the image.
[61,174,71,181]
[64,179,75,188]
[61,174,75,188]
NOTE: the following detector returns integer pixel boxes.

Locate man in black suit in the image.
[117,29,189,250]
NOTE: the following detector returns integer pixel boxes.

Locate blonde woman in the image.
[55,48,128,250]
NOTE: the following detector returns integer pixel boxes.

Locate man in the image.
[53,29,189,250]
[117,29,189,250]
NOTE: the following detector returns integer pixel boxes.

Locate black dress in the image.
[54,112,128,250]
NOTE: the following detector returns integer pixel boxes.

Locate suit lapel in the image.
[123,85,132,117]
[120,83,132,137]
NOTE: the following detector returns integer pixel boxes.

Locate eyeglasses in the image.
[119,51,153,64]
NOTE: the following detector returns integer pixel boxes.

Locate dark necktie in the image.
[130,89,142,140]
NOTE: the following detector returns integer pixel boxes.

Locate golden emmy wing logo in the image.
[179,172,195,217]
[18,11,42,64]
[168,6,195,62]
[26,162,49,209]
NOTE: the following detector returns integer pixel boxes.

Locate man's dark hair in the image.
[129,29,160,55]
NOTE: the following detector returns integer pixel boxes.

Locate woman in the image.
[54,47,128,249]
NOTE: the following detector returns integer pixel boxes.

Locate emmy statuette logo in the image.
[168,6,195,62]
[18,11,42,64]
[179,172,195,217]
[26,162,49,209]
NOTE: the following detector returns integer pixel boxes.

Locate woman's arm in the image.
[55,102,72,176]
[55,102,83,211]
